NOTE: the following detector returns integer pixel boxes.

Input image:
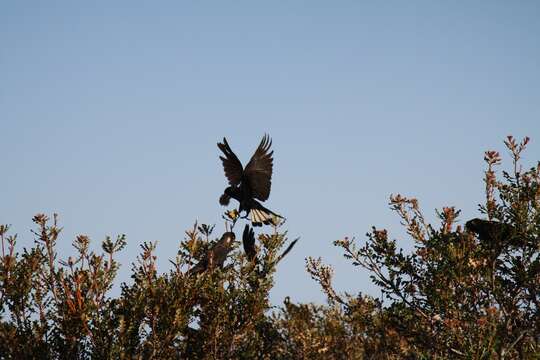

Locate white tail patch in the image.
[251,209,272,225]
[250,210,259,223]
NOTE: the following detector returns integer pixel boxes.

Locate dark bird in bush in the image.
[189,232,236,275]
[218,134,282,227]
[465,218,519,249]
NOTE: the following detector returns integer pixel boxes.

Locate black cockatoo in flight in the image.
[218,134,282,227]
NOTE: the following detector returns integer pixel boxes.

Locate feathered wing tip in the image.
[275,238,299,265]
[249,208,283,227]
[242,224,257,261]
[219,193,231,205]
[258,134,272,153]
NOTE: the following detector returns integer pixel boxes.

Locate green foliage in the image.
[307,136,539,358]
[0,215,294,359]
[1,136,539,359]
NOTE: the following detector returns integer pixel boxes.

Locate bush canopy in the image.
[1,136,539,359]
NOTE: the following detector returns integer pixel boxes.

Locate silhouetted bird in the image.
[242,224,257,262]
[218,134,282,227]
[188,232,235,275]
[465,218,518,250]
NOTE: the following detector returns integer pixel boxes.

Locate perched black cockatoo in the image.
[242,224,257,262]
[218,134,282,227]
[465,218,518,250]
[188,232,235,275]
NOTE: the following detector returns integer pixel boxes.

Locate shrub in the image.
[1,136,538,359]
[306,136,539,358]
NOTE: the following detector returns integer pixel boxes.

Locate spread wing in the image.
[242,224,256,261]
[244,134,273,201]
[217,138,244,186]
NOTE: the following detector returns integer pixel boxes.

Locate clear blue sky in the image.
[1,1,539,305]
